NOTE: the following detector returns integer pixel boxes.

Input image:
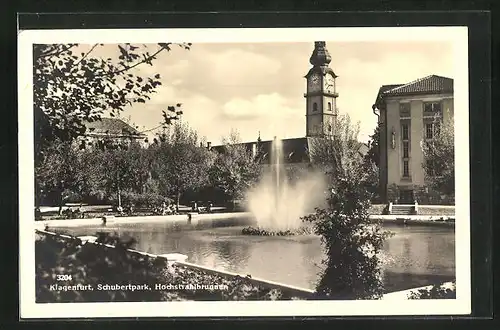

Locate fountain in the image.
[243,137,327,235]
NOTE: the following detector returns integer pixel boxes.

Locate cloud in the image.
[106,40,457,144]
[221,93,299,120]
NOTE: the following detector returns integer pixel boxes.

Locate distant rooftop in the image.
[83,117,145,137]
[211,136,368,164]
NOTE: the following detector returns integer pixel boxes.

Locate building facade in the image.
[373,75,454,204]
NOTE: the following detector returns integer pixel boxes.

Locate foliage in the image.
[151,121,215,209]
[112,191,169,209]
[34,42,190,206]
[208,130,261,204]
[305,114,392,300]
[407,281,456,299]
[364,124,380,167]
[34,43,190,150]
[75,139,159,206]
[35,231,303,302]
[363,125,381,202]
[421,114,455,197]
[35,138,83,211]
[241,226,313,236]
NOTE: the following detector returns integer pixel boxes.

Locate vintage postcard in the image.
[18,26,470,318]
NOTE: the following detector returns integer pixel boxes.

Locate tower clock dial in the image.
[324,74,335,94]
[308,74,321,92]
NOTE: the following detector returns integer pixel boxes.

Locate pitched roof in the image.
[83,117,145,137]
[374,84,403,104]
[383,75,453,96]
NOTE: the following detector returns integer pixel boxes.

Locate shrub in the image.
[407,282,456,299]
[35,231,303,302]
[108,191,170,209]
[306,114,393,300]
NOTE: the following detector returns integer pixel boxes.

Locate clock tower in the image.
[304,41,338,137]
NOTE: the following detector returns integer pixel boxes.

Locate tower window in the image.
[328,102,332,111]
[313,102,318,112]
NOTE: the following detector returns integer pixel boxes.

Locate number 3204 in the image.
[56,274,72,281]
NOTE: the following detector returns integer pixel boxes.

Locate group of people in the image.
[191,201,213,213]
[116,204,134,216]
[114,200,214,216]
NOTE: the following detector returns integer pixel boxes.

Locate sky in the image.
[80,40,454,144]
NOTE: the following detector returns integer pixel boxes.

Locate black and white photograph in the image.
[18,26,470,318]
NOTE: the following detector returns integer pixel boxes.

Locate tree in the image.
[35,138,82,213]
[208,130,261,208]
[34,42,191,206]
[152,121,214,210]
[304,114,391,299]
[33,43,191,148]
[363,125,381,202]
[421,115,454,197]
[364,125,380,167]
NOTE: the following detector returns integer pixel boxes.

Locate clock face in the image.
[309,74,321,92]
[324,74,335,93]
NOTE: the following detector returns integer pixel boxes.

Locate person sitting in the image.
[77,204,86,218]
[116,205,124,215]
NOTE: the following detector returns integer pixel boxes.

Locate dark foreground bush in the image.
[241,226,314,236]
[35,231,304,302]
[407,281,456,299]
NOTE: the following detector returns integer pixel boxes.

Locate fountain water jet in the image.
[245,137,326,233]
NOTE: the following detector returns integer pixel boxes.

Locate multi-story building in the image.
[372,75,454,204]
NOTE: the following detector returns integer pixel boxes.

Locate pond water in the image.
[56,219,455,293]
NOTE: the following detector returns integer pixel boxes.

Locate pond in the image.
[56,219,455,293]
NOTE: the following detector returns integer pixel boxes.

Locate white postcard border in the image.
[18,26,470,318]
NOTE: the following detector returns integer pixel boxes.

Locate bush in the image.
[306,114,393,300]
[241,226,314,236]
[35,231,304,302]
[109,191,171,209]
[407,282,456,299]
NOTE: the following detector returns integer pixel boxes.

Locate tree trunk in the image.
[58,189,64,215]
[176,191,180,213]
[117,174,122,208]
[117,185,122,208]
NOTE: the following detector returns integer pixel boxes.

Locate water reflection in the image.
[59,223,455,293]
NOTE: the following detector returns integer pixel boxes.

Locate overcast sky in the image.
[85,41,454,144]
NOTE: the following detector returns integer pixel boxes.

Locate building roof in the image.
[383,75,453,96]
[212,136,368,164]
[83,117,145,137]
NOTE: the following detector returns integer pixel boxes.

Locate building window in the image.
[423,101,442,115]
[403,160,410,178]
[426,159,436,177]
[425,122,441,139]
[327,102,332,111]
[401,120,411,179]
[402,141,409,158]
[401,123,409,140]
[399,102,411,117]
[425,123,433,139]
[313,102,318,112]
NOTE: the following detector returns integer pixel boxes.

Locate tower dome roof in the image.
[309,41,331,67]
